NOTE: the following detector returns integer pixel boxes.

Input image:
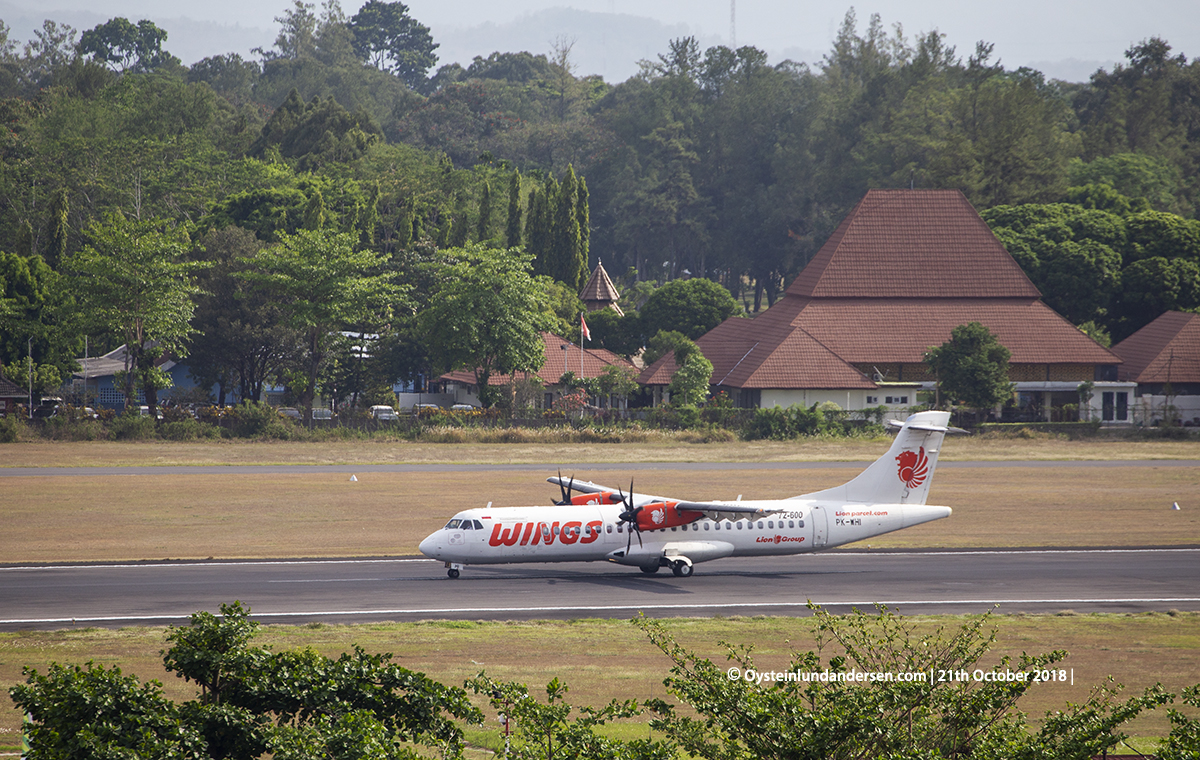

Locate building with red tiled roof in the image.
[439,332,638,409]
[640,189,1135,422]
[0,375,27,418]
[1112,311,1200,425]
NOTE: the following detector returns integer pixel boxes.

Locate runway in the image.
[3,548,1198,630]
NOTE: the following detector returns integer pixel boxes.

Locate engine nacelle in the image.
[637,501,704,531]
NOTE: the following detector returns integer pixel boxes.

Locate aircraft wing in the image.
[546,476,782,521]
[671,500,783,521]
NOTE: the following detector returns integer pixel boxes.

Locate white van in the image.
[369,405,399,421]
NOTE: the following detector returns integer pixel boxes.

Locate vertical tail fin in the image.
[798,411,953,505]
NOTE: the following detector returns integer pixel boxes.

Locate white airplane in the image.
[419,411,960,578]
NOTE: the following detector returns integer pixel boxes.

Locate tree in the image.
[668,349,713,406]
[266,0,318,60]
[11,662,208,760]
[925,322,1014,414]
[637,605,1171,760]
[639,278,740,340]
[419,246,556,408]
[238,228,404,422]
[467,674,674,760]
[78,18,176,73]
[13,602,483,760]
[188,227,299,406]
[348,0,438,90]
[67,215,204,415]
[505,170,523,249]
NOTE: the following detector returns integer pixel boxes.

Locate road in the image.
[3,548,1198,630]
[2,460,1198,477]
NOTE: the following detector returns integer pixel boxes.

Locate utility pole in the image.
[724,0,734,48]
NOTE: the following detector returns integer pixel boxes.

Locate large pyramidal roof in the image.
[787,189,1041,299]
[640,189,1120,391]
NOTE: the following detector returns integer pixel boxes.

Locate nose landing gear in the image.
[446,562,463,579]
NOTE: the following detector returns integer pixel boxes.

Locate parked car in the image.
[277,407,302,420]
[311,408,334,420]
[31,403,60,419]
[369,405,400,421]
[450,404,479,411]
[411,403,441,415]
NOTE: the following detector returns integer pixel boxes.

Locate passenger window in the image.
[606,525,613,533]
[768,521,774,529]
[788,520,794,528]
[704,523,710,530]
[542,525,551,536]
[799,520,805,528]
[671,526,677,532]
[736,522,743,530]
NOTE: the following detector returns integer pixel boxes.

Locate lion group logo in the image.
[895,446,928,489]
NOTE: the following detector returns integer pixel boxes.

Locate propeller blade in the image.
[556,470,567,505]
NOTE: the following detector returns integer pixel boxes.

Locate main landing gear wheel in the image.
[640,564,660,574]
[447,568,460,579]
[671,561,694,578]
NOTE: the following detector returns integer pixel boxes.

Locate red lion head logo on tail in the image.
[896,446,928,489]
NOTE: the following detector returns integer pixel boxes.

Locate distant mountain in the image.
[435,8,704,83]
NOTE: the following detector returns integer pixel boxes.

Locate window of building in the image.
[1116,391,1128,421]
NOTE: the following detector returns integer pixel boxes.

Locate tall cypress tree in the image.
[527,183,553,277]
[44,187,69,269]
[551,166,581,288]
[302,190,326,230]
[359,181,380,247]
[476,180,492,243]
[576,172,590,282]
[506,170,522,249]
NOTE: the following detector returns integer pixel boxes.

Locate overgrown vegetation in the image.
[10,604,1200,759]
[2,5,1200,421]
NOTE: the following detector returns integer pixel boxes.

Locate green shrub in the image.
[226,400,297,438]
[42,417,106,441]
[159,419,220,441]
[0,415,20,443]
[742,404,828,440]
[109,412,157,441]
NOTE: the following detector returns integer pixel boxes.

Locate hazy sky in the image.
[3,0,1199,83]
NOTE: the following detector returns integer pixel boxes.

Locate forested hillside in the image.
[1,1,1199,407]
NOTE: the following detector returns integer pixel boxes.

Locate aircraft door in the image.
[811,506,828,548]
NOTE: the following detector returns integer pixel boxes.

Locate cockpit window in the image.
[445,519,462,529]
[461,521,473,530]
[473,520,484,530]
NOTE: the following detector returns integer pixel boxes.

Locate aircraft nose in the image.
[418,533,442,559]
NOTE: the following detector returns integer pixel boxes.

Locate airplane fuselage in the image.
[418,411,959,578]
[418,499,951,573]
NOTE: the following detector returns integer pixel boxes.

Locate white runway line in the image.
[5,597,1200,626]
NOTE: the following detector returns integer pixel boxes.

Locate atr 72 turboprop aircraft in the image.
[419,411,961,578]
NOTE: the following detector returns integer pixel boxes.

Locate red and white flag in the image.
[580,313,591,342]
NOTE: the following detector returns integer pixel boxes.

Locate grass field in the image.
[2,464,1197,562]
[2,613,1198,753]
